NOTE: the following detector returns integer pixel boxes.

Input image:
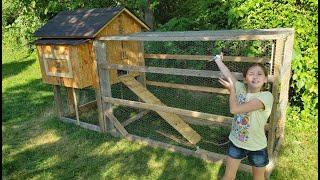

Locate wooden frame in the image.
[42,45,73,78]
[89,28,294,178]
[144,54,270,63]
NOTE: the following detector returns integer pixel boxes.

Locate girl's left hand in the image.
[218,77,235,92]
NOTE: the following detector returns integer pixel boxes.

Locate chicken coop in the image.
[33,7,150,128]
[33,7,294,179]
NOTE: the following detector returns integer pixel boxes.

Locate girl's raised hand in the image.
[218,77,235,92]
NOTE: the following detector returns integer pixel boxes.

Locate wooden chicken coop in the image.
[33,7,150,127]
[34,7,294,179]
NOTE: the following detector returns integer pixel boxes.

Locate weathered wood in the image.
[155,130,195,148]
[144,54,270,63]
[93,40,112,132]
[104,112,129,137]
[122,110,150,127]
[181,115,270,131]
[78,100,97,112]
[145,80,230,94]
[105,64,274,82]
[66,87,76,115]
[53,85,63,117]
[267,38,285,158]
[103,96,233,124]
[98,28,293,41]
[65,100,97,118]
[273,33,294,161]
[71,88,80,125]
[60,117,101,132]
[119,75,201,144]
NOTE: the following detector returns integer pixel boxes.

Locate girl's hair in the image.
[243,63,269,91]
[242,63,268,77]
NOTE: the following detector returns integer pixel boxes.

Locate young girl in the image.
[212,53,273,180]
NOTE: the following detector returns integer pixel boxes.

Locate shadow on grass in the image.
[2,58,36,79]
[3,116,217,179]
[2,78,53,123]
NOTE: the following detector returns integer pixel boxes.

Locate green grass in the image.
[2,41,318,179]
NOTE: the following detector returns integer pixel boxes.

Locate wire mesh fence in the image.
[109,39,275,158]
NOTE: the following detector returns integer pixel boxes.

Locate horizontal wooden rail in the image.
[103,64,274,82]
[60,117,101,132]
[144,54,270,63]
[103,97,270,130]
[104,64,240,79]
[98,28,293,41]
[103,96,233,124]
[145,80,229,94]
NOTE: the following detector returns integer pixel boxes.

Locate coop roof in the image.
[33,38,90,45]
[34,7,150,38]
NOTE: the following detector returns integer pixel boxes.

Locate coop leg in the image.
[71,88,80,125]
[53,85,63,118]
[66,87,76,115]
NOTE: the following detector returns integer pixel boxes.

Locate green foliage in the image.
[226,0,318,120]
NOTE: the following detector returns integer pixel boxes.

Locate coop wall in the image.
[95,11,145,84]
[36,42,94,88]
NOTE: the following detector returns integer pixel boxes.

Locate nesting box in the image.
[34,7,150,88]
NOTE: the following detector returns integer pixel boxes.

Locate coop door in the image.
[41,45,73,78]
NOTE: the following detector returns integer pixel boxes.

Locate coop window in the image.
[42,45,73,78]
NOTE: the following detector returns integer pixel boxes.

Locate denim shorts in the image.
[227,142,269,167]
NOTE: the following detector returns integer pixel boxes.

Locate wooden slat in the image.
[146,80,230,94]
[122,110,150,127]
[71,88,80,125]
[119,75,201,144]
[103,96,233,124]
[98,28,293,41]
[78,100,97,112]
[144,54,270,63]
[104,64,274,82]
[60,117,101,132]
[267,38,285,157]
[155,130,195,148]
[105,112,129,137]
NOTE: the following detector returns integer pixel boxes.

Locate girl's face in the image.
[245,65,267,92]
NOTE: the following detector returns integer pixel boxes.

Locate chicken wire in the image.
[59,86,99,126]
[110,40,275,157]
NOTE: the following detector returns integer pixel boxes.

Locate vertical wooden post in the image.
[71,88,80,125]
[93,40,115,133]
[267,38,285,159]
[265,30,294,179]
[53,85,63,118]
[135,41,147,110]
[137,42,147,86]
[66,87,76,115]
[276,31,294,149]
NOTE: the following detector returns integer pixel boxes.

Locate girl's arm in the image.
[219,77,265,114]
[212,53,237,85]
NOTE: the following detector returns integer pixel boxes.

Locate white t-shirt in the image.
[229,81,274,151]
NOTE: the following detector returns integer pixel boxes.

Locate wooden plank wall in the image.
[37,43,94,88]
[95,11,144,85]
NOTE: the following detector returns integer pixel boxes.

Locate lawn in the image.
[2,42,318,179]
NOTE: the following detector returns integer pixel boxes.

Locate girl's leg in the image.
[222,156,241,180]
[252,166,266,180]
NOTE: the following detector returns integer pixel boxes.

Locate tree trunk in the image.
[144,0,154,30]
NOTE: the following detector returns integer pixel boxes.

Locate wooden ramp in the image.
[119,76,201,144]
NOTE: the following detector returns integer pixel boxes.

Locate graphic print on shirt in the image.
[231,93,250,142]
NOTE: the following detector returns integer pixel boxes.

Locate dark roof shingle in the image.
[34,7,124,38]
[33,38,90,45]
